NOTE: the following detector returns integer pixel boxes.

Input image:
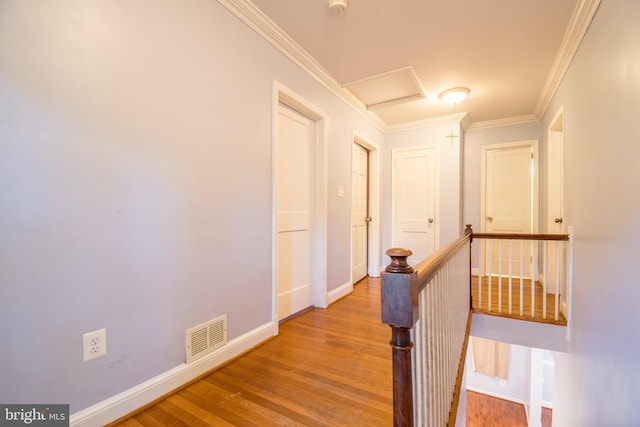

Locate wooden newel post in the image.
[464,224,473,237]
[382,248,418,427]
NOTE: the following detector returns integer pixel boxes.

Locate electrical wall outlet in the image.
[83,328,107,361]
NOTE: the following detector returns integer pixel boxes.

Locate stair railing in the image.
[470,225,572,323]
[382,229,472,427]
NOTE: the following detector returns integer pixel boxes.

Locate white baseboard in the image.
[70,321,275,427]
[465,386,526,406]
[326,281,353,305]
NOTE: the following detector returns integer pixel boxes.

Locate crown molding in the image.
[218,0,599,134]
[467,114,539,131]
[216,0,388,131]
[386,112,470,133]
[534,0,602,118]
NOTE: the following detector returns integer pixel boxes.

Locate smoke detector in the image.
[328,0,348,15]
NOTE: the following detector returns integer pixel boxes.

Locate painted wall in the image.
[542,1,640,425]
[465,341,531,403]
[0,0,383,416]
[382,123,463,267]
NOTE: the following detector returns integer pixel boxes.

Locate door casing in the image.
[272,81,327,333]
[391,145,440,265]
[480,139,539,277]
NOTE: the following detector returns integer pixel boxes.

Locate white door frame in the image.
[547,106,565,233]
[480,139,539,276]
[391,144,440,262]
[272,81,328,333]
[480,139,540,234]
[547,106,566,302]
[351,131,381,279]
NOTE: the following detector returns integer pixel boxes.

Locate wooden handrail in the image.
[382,231,473,427]
[382,225,572,426]
[472,232,569,241]
[414,233,471,292]
[466,222,569,241]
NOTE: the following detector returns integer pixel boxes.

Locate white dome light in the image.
[439,87,470,104]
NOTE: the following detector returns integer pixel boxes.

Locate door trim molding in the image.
[390,144,441,262]
[480,139,540,234]
[272,81,328,332]
[479,139,540,278]
[351,131,381,278]
[547,105,565,233]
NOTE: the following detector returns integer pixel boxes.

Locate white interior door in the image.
[392,147,438,265]
[352,142,369,283]
[547,108,565,295]
[482,141,538,278]
[276,103,314,320]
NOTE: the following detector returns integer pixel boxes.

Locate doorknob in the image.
[428,218,434,223]
[487,216,493,223]
[555,217,563,224]
[365,217,372,222]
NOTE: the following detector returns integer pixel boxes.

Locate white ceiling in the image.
[246,0,585,129]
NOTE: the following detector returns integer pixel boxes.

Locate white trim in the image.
[352,131,381,279]
[386,112,470,133]
[467,114,539,131]
[465,386,527,407]
[216,0,599,131]
[480,140,540,234]
[566,226,575,343]
[70,322,275,427]
[480,140,540,278]
[327,281,354,306]
[216,0,386,132]
[272,81,329,320]
[391,145,441,263]
[534,0,602,118]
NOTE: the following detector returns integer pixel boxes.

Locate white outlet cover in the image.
[83,328,107,361]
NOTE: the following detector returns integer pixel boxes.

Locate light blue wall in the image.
[542,1,640,425]
[383,123,463,267]
[0,0,383,414]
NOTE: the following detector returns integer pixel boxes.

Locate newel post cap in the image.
[385,248,414,273]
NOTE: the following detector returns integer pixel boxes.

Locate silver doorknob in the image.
[555,218,563,224]
[487,217,493,223]
[428,218,434,223]
[365,217,372,222]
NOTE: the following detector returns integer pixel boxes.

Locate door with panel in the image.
[392,146,438,265]
[482,141,538,278]
[352,142,369,283]
[275,103,314,320]
[547,109,565,295]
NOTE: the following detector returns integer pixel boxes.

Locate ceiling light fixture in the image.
[439,87,470,105]
[328,0,348,15]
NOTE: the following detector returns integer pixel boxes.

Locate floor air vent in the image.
[186,315,227,364]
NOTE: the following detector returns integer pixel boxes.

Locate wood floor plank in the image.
[111,278,392,426]
[471,275,567,325]
[466,390,528,427]
[111,277,534,426]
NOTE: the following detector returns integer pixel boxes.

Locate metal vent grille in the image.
[186,315,227,364]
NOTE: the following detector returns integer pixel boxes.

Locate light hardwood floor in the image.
[110,278,393,426]
[466,391,552,427]
[471,275,567,325]
[110,277,551,426]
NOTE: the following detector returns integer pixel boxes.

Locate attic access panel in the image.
[343,66,425,110]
